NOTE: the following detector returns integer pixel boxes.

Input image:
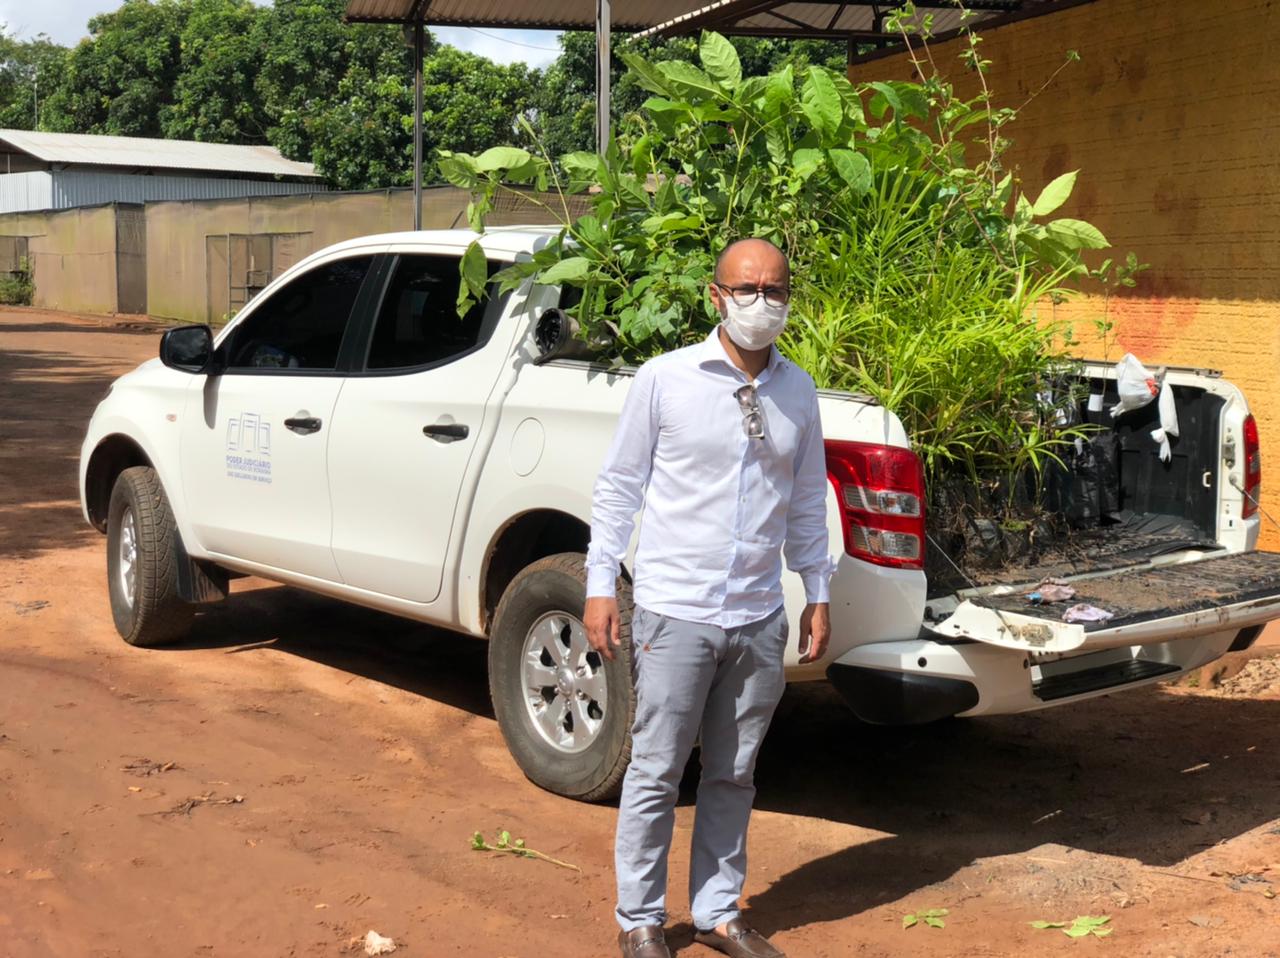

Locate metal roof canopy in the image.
[0,129,319,179]
[635,0,1056,41]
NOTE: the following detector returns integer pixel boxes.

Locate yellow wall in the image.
[848,0,1280,544]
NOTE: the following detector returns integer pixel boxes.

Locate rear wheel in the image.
[106,466,194,647]
[488,552,634,802]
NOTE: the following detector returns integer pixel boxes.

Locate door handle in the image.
[284,416,322,435]
[423,423,470,441]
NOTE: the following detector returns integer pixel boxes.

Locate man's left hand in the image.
[798,602,830,664]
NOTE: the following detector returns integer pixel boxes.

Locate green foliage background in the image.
[444,30,1118,488]
[0,0,846,190]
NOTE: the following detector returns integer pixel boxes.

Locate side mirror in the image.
[159,324,214,374]
[532,308,606,365]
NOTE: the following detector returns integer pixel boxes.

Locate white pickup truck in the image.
[80,228,1280,801]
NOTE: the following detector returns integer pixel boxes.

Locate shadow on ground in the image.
[0,346,134,560]
[159,579,1280,937]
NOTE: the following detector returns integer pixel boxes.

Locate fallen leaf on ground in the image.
[1187,915,1222,928]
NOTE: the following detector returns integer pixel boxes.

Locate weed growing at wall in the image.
[0,256,34,306]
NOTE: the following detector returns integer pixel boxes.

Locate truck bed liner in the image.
[944,514,1220,592]
[975,551,1280,632]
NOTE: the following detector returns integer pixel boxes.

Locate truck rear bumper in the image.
[827,628,1246,724]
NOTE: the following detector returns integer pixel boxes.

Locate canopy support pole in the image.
[413,18,424,230]
[595,0,611,156]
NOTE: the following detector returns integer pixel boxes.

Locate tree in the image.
[0,33,69,131]
[39,0,189,136]
[255,0,413,168]
[532,31,846,156]
[162,0,272,143]
[302,44,538,190]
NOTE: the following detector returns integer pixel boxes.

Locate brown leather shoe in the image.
[694,917,785,958]
[618,925,671,958]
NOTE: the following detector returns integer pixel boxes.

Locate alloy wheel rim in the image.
[521,612,607,754]
[118,505,138,608]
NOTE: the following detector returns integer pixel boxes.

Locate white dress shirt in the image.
[586,327,834,628]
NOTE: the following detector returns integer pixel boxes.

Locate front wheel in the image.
[488,553,635,802]
[106,466,194,647]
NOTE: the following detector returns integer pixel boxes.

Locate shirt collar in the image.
[698,325,784,384]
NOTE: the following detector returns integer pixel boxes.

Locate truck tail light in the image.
[825,440,926,570]
[1243,413,1261,519]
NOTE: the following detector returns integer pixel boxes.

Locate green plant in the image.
[470,829,581,871]
[443,16,1121,495]
[1031,915,1113,938]
[903,907,948,929]
[0,255,33,306]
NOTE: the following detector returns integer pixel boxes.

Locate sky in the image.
[0,0,565,68]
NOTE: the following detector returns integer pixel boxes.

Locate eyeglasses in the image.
[714,283,790,308]
[735,383,766,440]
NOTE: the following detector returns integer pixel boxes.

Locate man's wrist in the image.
[585,564,619,599]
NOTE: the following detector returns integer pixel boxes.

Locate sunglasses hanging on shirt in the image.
[734,384,766,440]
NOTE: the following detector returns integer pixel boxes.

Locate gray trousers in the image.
[614,605,788,932]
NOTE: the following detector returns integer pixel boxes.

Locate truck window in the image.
[224,256,374,371]
[364,253,505,371]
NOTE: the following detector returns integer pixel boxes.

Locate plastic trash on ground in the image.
[1028,579,1077,604]
[1062,603,1115,624]
[1110,353,1180,463]
[363,931,397,956]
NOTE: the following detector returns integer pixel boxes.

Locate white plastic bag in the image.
[1150,377,1180,462]
[1110,353,1159,417]
[1110,353,1179,462]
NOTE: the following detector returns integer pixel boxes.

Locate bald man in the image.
[585,238,833,958]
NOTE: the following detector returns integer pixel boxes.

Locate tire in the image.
[488,552,635,802]
[106,466,194,647]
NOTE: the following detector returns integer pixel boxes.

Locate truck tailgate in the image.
[929,551,1280,653]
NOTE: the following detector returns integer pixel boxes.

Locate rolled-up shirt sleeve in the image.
[784,385,833,604]
[585,362,660,598]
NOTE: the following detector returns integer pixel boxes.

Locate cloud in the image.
[0,0,118,45]
[432,27,563,69]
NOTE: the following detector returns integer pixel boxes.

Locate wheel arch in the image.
[85,434,154,533]
[479,509,592,635]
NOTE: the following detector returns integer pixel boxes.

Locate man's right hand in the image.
[584,596,622,661]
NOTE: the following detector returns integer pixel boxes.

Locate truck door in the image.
[179,252,380,581]
[326,250,517,603]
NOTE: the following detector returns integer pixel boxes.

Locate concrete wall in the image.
[847,0,1280,544]
[145,186,582,324]
[0,205,125,313]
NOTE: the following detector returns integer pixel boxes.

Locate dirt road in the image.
[2,307,1279,957]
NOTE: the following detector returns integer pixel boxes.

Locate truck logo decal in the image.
[225,412,272,484]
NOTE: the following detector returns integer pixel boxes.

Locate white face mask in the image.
[720,296,790,351]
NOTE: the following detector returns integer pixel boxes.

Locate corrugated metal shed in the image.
[0,130,318,179]
[0,172,52,214]
[0,169,323,214]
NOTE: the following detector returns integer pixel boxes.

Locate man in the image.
[584,237,833,958]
